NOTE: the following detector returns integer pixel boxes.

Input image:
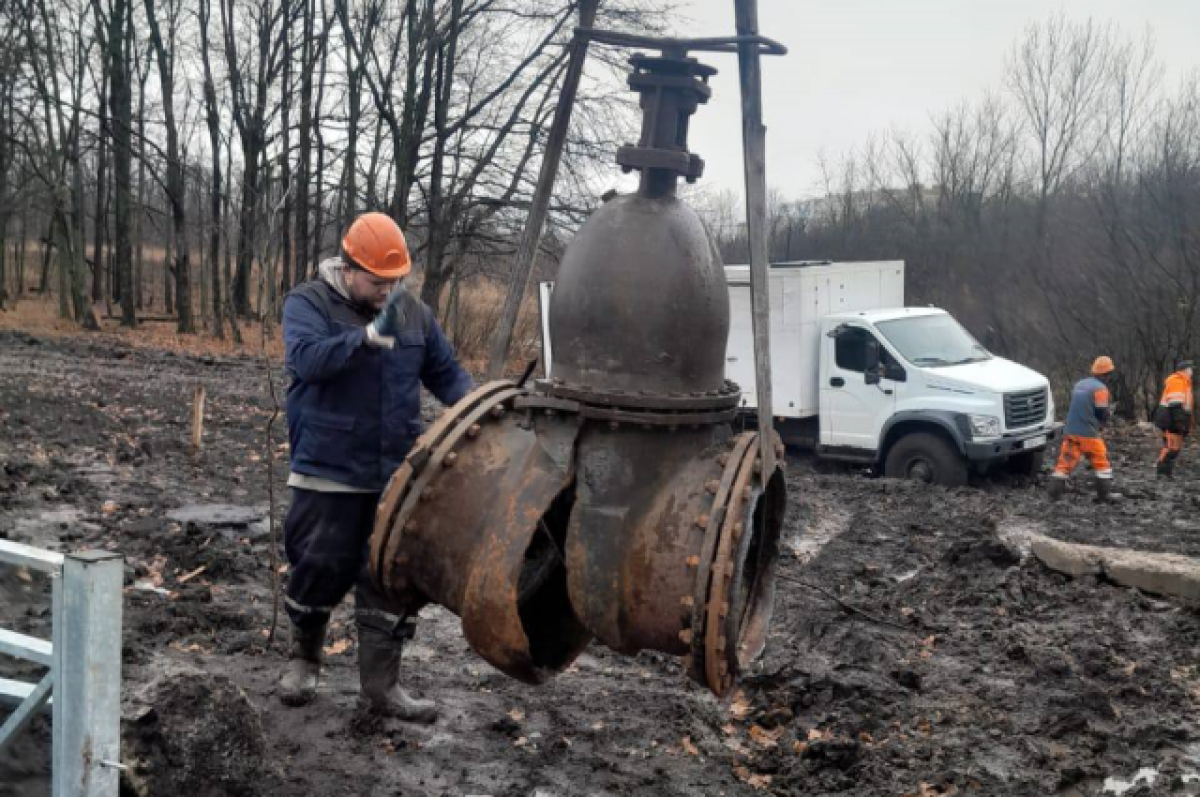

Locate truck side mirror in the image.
[864,340,881,385]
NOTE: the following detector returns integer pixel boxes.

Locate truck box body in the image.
[724,261,904,419]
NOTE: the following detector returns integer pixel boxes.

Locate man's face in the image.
[344,265,398,311]
[1184,367,1194,379]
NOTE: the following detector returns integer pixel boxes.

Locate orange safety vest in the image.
[1160,371,1194,410]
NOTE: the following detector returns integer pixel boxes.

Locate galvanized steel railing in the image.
[0,540,124,797]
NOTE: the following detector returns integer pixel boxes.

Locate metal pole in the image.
[485,0,600,380]
[734,0,776,476]
[53,551,123,797]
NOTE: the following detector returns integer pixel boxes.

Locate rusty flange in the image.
[369,381,592,684]
[685,431,785,697]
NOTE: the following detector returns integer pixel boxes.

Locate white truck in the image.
[538,260,1062,486]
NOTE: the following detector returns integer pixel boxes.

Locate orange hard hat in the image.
[342,212,411,279]
[1091,355,1115,376]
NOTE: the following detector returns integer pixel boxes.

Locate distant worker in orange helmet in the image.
[1048,356,1116,503]
[1153,358,1194,479]
[278,212,473,719]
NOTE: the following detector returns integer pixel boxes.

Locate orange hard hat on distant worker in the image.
[1091,356,1115,376]
[342,212,411,279]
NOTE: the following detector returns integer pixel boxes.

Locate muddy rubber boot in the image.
[279,623,326,707]
[357,635,438,724]
[1157,460,1175,480]
[1094,479,1113,504]
[1047,478,1066,501]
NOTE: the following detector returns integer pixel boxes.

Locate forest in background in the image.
[1,9,1198,409]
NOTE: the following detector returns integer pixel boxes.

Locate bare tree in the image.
[145,0,194,331]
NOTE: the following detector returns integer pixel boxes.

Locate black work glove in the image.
[365,285,410,349]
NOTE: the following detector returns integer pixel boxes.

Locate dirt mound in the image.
[121,662,277,797]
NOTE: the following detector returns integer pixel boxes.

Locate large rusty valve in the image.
[370,381,593,684]
[369,40,788,699]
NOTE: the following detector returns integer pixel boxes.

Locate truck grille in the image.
[1005,388,1048,430]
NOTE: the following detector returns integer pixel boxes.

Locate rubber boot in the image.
[1157,458,1175,480]
[357,634,438,724]
[279,622,326,707]
[1095,478,1112,504]
[1047,478,1066,501]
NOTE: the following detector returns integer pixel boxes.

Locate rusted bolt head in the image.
[466,424,482,439]
[685,555,700,568]
[678,629,694,644]
[705,480,720,495]
[695,514,710,529]
[444,452,459,467]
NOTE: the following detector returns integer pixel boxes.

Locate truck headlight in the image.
[968,414,1001,438]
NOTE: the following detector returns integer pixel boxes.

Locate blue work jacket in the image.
[283,279,474,490]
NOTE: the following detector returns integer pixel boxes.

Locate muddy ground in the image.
[1,329,1198,797]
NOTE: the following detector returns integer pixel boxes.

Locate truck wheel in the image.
[884,432,968,487]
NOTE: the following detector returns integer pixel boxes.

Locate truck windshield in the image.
[875,314,991,368]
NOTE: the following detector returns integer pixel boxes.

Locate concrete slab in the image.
[1017,530,1200,605]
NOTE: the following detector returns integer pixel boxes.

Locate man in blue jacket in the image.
[279,212,473,721]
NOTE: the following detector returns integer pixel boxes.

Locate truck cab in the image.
[816,307,1060,485]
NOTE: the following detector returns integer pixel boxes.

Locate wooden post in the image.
[734,0,777,477]
[191,386,206,451]
[485,0,601,380]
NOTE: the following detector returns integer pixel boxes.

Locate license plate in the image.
[1022,435,1048,450]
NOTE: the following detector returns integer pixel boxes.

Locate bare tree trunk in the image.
[92,69,108,303]
[39,223,51,294]
[163,229,174,314]
[107,0,137,326]
[17,207,27,298]
[295,0,313,284]
[0,76,10,310]
[422,2,456,309]
[309,0,330,272]
[145,0,194,332]
[279,4,293,292]
[198,0,225,339]
[133,62,147,310]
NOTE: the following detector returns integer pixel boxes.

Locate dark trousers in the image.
[283,489,414,645]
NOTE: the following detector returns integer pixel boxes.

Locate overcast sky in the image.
[669,0,1200,199]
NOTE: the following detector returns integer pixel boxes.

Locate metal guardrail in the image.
[0,540,124,797]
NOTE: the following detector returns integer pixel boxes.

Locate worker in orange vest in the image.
[1049,356,1116,502]
[1154,358,1194,479]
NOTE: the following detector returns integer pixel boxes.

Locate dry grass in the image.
[442,280,542,375]
[0,296,285,360]
[0,278,544,374]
